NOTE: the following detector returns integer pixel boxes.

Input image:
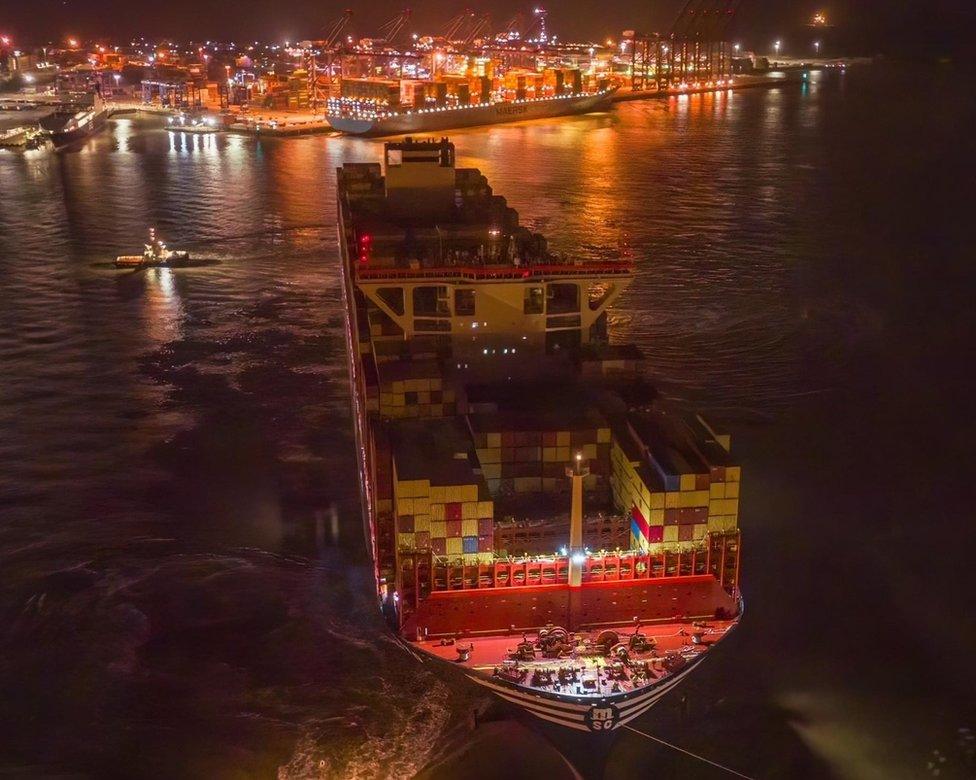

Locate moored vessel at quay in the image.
[327,88,616,136]
[39,93,109,149]
[336,137,743,755]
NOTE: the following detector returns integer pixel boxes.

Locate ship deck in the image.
[414,617,738,699]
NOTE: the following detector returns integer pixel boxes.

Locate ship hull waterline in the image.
[328,90,616,137]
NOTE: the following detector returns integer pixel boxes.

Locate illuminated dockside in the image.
[337,138,742,735]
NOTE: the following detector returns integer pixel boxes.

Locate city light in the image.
[773,39,781,55]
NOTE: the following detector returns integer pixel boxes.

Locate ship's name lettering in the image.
[495,105,528,116]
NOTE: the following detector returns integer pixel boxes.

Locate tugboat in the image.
[167,112,220,133]
[115,228,191,268]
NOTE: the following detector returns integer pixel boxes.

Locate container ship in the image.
[326,65,615,137]
[337,138,743,744]
[39,93,109,149]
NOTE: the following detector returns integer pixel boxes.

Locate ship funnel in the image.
[565,452,589,587]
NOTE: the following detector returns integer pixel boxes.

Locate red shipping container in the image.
[431,537,446,555]
[447,519,462,537]
[415,531,430,549]
[398,515,415,533]
[710,466,726,482]
[695,473,710,491]
[646,525,664,543]
[445,502,463,520]
[478,517,493,535]
[542,431,557,446]
[630,505,650,539]
[678,524,694,542]
[664,508,679,525]
[478,534,493,552]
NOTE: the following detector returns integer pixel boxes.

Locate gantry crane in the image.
[304,9,353,110]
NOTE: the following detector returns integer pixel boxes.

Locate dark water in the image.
[2,64,974,779]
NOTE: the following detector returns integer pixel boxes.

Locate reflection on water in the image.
[1,64,975,778]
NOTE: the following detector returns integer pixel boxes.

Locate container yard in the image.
[0,2,841,144]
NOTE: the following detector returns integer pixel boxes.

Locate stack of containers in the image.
[470,413,611,498]
[395,478,494,564]
[612,412,742,551]
[376,359,456,419]
[706,465,740,533]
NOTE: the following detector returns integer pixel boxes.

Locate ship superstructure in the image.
[337,138,742,735]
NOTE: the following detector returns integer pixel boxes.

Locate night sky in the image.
[2,0,972,56]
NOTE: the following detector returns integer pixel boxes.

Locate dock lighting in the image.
[1,36,9,45]
[773,40,781,55]
[733,43,740,53]
[68,37,78,48]
[606,38,614,47]
[23,74,33,83]
[571,552,586,565]
[814,41,821,53]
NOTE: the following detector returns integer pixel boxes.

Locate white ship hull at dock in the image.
[327,89,615,137]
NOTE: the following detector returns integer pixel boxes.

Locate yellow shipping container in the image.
[461,502,478,519]
[430,503,445,521]
[398,532,415,549]
[556,431,570,447]
[462,518,478,536]
[664,526,679,543]
[397,497,415,515]
[462,484,478,502]
[665,492,679,509]
[430,486,447,502]
[414,515,431,532]
[486,432,501,448]
[649,508,665,524]
[650,492,665,509]
[513,477,536,492]
[446,537,463,556]
[726,466,741,482]
[725,482,740,499]
[477,500,493,517]
[543,447,558,462]
[710,482,725,499]
[463,552,480,565]
[482,464,501,480]
[597,427,611,444]
[430,520,447,538]
[477,448,501,464]
[679,474,697,492]
[707,514,736,533]
[693,523,707,540]
[582,443,598,459]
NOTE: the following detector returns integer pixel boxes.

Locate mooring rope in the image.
[623,724,755,779]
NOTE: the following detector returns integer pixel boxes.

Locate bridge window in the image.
[413,286,450,316]
[454,288,475,316]
[547,283,580,314]
[524,286,544,314]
